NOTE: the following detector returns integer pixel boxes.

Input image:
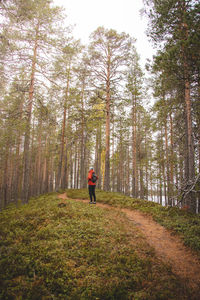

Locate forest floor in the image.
[59,192,200,292]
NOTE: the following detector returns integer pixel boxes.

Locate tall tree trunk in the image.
[3,140,10,208]
[13,135,21,203]
[74,140,77,189]
[49,155,54,192]
[159,162,163,205]
[56,104,67,190]
[180,0,196,212]
[182,54,196,211]
[184,67,195,181]
[42,136,48,193]
[144,128,149,200]
[76,150,80,189]
[57,68,70,190]
[132,95,137,198]
[138,112,144,199]
[165,118,171,206]
[97,126,102,189]
[36,120,42,195]
[95,127,101,189]
[70,147,73,189]
[62,137,68,189]
[13,97,24,203]
[125,144,130,196]
[111,107,115,192]
[161,127,167,205]
[139,140,144,200]
[29,118,35,197]
[80,83,85,188]
[169,112,174,202]
[22,21,39,203]
[119,126,123,193]
[104,52,111,191]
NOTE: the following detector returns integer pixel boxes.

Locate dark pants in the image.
[88,185,96,202]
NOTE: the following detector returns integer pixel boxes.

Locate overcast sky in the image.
[54,0,155,68]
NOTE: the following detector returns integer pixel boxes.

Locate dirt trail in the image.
[58,193,200,290]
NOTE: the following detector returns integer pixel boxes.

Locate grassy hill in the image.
[67,189,200,256]
[0,190,199,299]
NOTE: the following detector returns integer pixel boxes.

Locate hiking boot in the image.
[89,201,93,204]
[93,202,96,204]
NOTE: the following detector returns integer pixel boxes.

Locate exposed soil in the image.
[58,193,200,291]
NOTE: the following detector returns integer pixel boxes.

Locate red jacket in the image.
[88,169,98,186]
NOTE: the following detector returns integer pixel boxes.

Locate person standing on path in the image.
[88,167,98,204]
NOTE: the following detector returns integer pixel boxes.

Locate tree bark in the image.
[62,137,68,189]
[132,94,137,198]
[104,51,111,191]
[22,21,39,203]
[80,83,85,188]
[180,0,196,212]
[165,118,171,206]
[57,68,70,190]
[169,112,174,202]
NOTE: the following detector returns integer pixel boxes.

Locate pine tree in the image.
[89,27,132,191]
[144,0,199,212]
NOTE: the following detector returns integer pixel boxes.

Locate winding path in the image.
[58,193,200,291]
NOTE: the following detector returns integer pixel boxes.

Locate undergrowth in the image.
[66,189,200,256]
[0,192,193,299]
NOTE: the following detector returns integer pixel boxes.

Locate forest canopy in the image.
[0,0,199,213]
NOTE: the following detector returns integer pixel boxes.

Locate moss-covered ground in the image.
[0,191,199,299]
[66,189,200,256]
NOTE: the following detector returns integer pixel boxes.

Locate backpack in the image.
[91,172,97,183]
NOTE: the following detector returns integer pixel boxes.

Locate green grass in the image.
[66,189,200,256]
[0,192,194,299]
